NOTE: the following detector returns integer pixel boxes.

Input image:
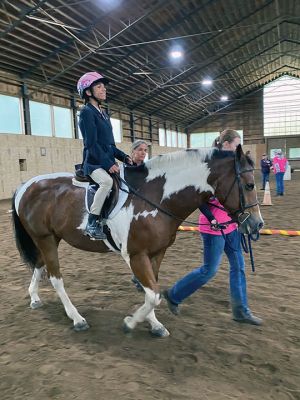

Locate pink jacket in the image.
[199,198,237,236]
[272,156,287,173]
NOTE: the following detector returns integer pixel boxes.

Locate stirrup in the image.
[84,215,107,240]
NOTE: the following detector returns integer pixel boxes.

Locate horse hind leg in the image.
[36,235,89,331]
[29,261,46,309]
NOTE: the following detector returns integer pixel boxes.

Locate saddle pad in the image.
[72,165,128,220]
[72,166,129,253]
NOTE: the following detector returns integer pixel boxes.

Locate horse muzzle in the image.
[238,212,264,235]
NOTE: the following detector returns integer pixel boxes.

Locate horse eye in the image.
[245,183,254,191]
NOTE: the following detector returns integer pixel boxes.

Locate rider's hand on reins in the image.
[109,164,120,174]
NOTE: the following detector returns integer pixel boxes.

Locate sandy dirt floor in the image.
[0,172,299,400]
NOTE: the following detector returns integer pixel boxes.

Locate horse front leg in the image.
[36,236,89,332]
[145,309,169,337]
[123,253,169,337]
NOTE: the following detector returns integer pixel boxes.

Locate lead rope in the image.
[240,232,260,272]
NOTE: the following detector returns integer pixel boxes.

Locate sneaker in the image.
[162,289,180,316]
[233,313,262,326]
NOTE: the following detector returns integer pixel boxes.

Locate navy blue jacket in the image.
[260,158,272,174]
[79,103,127,175]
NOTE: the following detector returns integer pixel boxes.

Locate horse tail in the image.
[11,191,39,270]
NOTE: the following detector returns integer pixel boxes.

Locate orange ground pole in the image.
[178,226,300,236]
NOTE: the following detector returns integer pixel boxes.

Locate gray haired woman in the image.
[131,140,148,166]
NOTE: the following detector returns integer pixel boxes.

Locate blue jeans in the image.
[169,230,250,318]
[275,172,285,195]
[261,172,270,189]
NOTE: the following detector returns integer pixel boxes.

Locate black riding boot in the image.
[84,214,107,240]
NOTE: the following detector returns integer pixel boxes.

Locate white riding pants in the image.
[90,168,113,215]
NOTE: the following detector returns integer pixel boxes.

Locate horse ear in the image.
[236,144,243,160]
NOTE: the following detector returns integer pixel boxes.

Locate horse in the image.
[11,144,263,337]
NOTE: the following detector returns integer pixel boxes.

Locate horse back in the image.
[15,174,110,253]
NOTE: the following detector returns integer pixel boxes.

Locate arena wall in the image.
[0,134,178,200]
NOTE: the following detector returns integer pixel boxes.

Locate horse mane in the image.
[145,148,215,173]
[245,154,255,168]
[211,148,255,167]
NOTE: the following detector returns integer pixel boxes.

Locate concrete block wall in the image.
[0,134,180,200]
[0,134,82,199]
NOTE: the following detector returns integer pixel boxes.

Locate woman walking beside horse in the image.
[164,129,262,325]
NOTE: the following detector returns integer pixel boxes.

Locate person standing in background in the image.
[272,150,288,196]
[260,154,272,190]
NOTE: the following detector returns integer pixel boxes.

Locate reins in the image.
[115,173,206,227]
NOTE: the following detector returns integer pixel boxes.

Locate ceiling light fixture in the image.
[202,79,213,85]
[220,95,228,101]
[170,50,183,59]
[133,71,152,75]
[169,45,184,61]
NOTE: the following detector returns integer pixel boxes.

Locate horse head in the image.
[211,144,264,234]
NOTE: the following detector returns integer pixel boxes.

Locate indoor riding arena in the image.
[1,1,300,399]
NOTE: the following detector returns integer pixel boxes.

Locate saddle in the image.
[74,164,120,220]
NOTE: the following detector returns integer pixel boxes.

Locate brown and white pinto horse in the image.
[12,145,263,337]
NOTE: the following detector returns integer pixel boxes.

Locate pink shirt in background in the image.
[199,198,238,236]
[272,156,287,173]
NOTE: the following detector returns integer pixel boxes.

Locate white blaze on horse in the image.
[11,145,263,337]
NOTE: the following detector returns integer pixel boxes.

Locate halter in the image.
[220,154,258,226]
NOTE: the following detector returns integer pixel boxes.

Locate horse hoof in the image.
[150,326,170,338]
[73,320,90,332]
[123,316,134,334]
[30,300,43,309]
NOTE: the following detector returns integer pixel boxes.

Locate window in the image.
[181,133,187,148]
[190,133,205,148]
[289,148,300,158]
[264,76,300,136]
[30,101,52,136]
[111,117,122,143]
[166,129,172,147]
[159,127,166,146]
[76,110,83,139]
[205,132,219,147]
[53,106,73,138]
[270,148,282,158]
[0,94,23,134]
[171,130,177,147]
[190,130,243,148]
[30,101,75,138]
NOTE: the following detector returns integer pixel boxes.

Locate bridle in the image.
[219,154,258,225]
[116,153,258,228]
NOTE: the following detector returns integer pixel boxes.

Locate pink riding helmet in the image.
[77,71,110,98]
